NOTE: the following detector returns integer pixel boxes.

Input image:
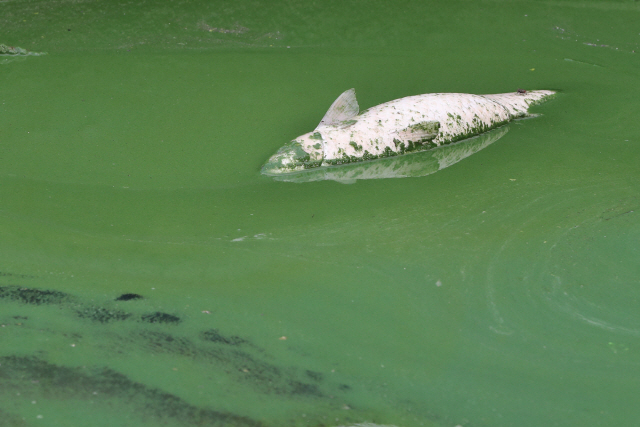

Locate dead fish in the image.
[261,88,555,174]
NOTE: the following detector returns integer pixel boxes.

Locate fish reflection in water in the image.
[267,126,508,184]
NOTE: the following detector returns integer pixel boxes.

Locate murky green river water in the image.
[1,1,639,426]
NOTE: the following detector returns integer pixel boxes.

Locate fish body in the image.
[261,89,555,174]
[271,126,508,184]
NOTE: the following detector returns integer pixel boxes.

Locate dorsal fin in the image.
[317,88,359,127]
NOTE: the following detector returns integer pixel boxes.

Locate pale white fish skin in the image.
[261,89,555,174]
[273,126,508,184]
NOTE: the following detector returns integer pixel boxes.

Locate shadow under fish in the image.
[268,125,508,184]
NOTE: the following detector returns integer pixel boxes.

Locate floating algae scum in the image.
[261,88,555,176]
[0,44,46,65]
[0,44,46,56]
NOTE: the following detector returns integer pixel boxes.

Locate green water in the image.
[1,1,639,426]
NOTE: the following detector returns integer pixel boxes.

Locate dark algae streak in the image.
[0,355,264,427]
[0,285,354,424]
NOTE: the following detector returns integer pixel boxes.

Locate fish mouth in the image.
[260,140,317,175]
[261,132,325,175]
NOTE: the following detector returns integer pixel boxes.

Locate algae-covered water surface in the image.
[2,1,640,426]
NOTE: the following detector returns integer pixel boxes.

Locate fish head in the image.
[261,131,325,175]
